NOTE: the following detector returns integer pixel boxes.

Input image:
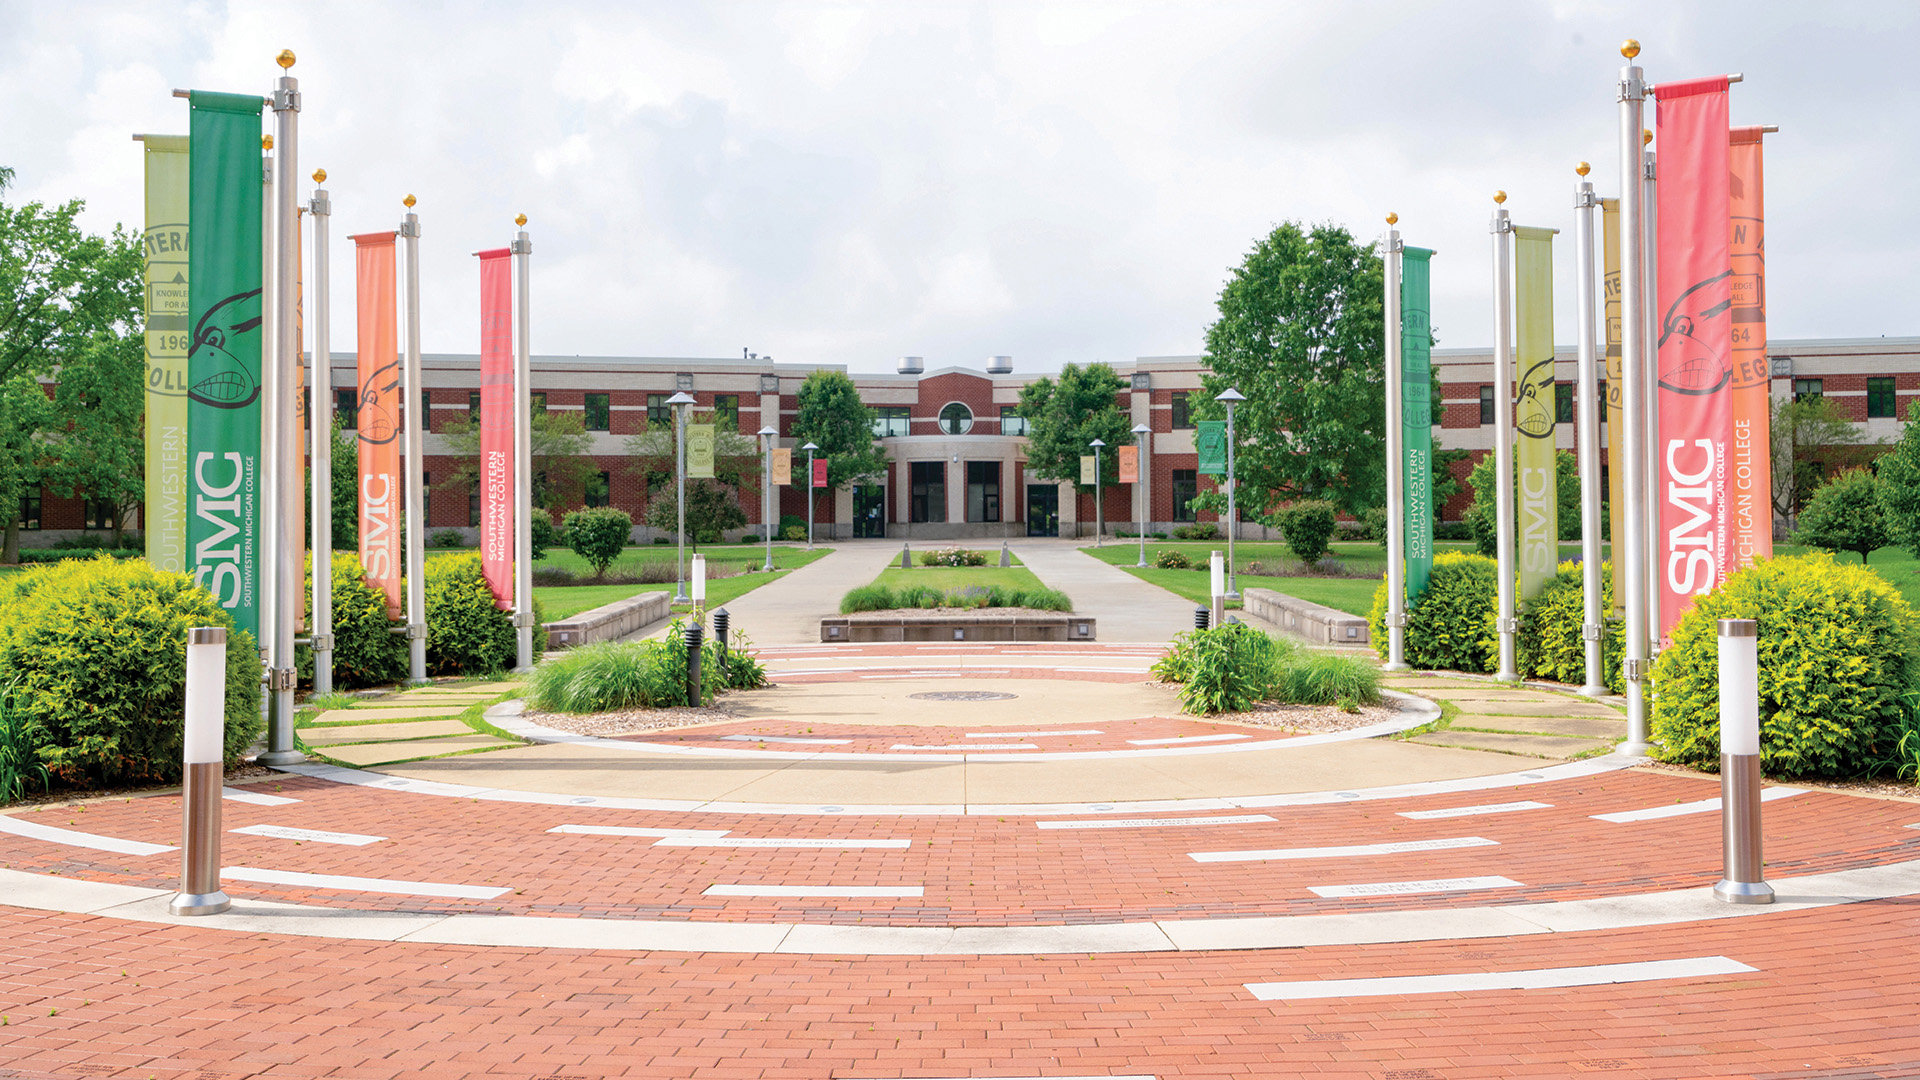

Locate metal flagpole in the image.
[759,425,776,571]
[1383,214,1409,671]
[259,51,305,764]
[1642,134,1661,663]
[1219,388,1244,600]
[1616,40,1652,755]
[1573,163,1611,697]
[400,195,428,684]
[511,215,534,671]
[1489,192,1520,682]
[669,391,694,602]
[1091,440,1104,546]
[1132,423,1151,567]
[308,167,334,697]
[803,442,820,550]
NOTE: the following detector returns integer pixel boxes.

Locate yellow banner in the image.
[688,423,715,479]
[1079,455,1096,485]
[1513,225,1557,600]
[142,135,190,572]
[1601,199,1626,616]
[771,447,791,486]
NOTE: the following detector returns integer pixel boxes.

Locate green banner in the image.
[1195,420,1226,475]
[1513,225,1558,600]
[184,92,263,639]
[1401,246,1435,601]
[142,135,190,573]
[687,423,716,479]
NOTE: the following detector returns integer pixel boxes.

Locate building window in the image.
[713,394,739,431]
[335,388,357,431]
[468,484,480,527]
[966,461,1001,523]
[1794,378,1823,402]
[647,393,670,428]
[421,390,432,433]
[1597,380,1608,419]
[586,471,610,508]
[18,493,42,531]
[1479,385,1495,425]
[302,388,311,430]
[421,472,432,522]
[1555,383,1574,424]
[871,406,909,438]
[531,392,547,415]
[1869,377,1897,419]
[1170,391,1193,429]
[85,499,115,531]
[1171,469,1198,522]
[910,461,946,523]
[938,402,974,435]
[585,393,610,432]
[999,405,1029,437]
[468,391,481,422]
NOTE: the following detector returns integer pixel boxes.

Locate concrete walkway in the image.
[1008,538,1196,641]
[692,541,904,645]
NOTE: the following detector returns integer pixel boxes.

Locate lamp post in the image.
[759,424,777,571]
[1089,438,1105,547]
[1215,387,1244,598]
[802,442,820,550]
[667,390,695,603]
[1132,422,1151,568]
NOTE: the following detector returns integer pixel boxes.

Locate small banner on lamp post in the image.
[1196,421,1226,475]
[771,447,791,486]
[688,423,716,479]
[1117,445,1138,484]
[1079,455,1096,485]
[812,457,828,489]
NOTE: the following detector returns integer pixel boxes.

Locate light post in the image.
[759,425,777,571]
[1132,422,1151,568]
[1216,387,1244,598]
[1089,438,1105,547]
[667,390,695,603]
[802,441,820,550]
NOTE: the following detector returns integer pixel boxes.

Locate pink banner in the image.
[812,457,828,489]
[351,232,403,619]
[1653,76,1733,643]
[477,248,514,610]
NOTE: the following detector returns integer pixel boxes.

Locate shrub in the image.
[1514,560,1625,692]
[780,514,806,536]
[740,535,762,545]
[299,551,408,689]
[841,584,896,614]
[898,584,944,608]
[1652,552,1920,778]
[0,556,263,788]
[1434,521,1471,541]
[1277,649,1382,709]
[530,514,560,560]
[14,549,140,564]
[526,618,725,713]
[782,525,807,541]
[563,506,634,579]
[838,582,1070,613]
[423,554,525,677]
[1368,549,1498,673]
[1172,523,1220,541]
[711,628,769,690]
[1358,506,1389,545]
[429,529,466,549]
[1154,549,1193,570]
[1795,467,1891,564]
[1278,501,1337,565]
[0,684,51,803]
[919,546,989,567]
[1155,625,1379,713]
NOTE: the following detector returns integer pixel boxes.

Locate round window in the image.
[938,402,974,435]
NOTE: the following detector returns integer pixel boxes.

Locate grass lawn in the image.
[533,546,831,621]
[434,542,813,580]
[872,565,1049,593]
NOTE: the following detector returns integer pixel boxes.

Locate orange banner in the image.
[353,232,403,618]
[771,447,791,486]
[1729,127,1771,570]
[1117,445,1138,484]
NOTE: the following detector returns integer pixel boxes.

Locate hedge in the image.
[1514,560,1625,692]
[299,551,545,686]
[299,551,408,689]
[1368,549,1498,673]
[0,555,263,788]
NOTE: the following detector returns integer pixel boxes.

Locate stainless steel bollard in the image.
[1713,618,1773,905]
[171,627,232,917]
[684,621,704,709]
[1209,550,1226,630]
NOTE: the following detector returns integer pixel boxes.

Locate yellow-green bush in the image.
[424,553,526,676]
[0,555,263,787]
[298,551,407,689]
[1369,550,1497,672]
[1652,552,1920,777]
[1515,560,1626,692]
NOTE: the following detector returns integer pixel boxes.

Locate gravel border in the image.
[520,703,742,737]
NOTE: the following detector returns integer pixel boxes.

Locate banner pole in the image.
[260,52,304,765]
[1616,41,1652,756]
[1573,165,1610,697]
[308,170,334,696]
[1383,216,1408,671]
[400,197,428,684]
[1489,193,1519,682]
[511,218,534,671]
[1642,139,1661,658]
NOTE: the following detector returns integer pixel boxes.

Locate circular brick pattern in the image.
[906,690,1018,701]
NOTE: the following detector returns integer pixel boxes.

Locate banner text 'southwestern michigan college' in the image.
[477,248,514,609]
[142,135,190,574]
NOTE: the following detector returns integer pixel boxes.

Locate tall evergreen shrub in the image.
[1368,549,1498,672]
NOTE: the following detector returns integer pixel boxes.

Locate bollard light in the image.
[171,626,232,917]
[1713,618,1772,905]
[691,553,706,608]
[683,620,705,708]
[1194,606,1210,631]
[1209,549,1226,630]
[713,607,730,671]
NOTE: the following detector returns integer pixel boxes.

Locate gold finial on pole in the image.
[1643,128,1653,146]
[1621,40,1641,60]
[515,214,528,227]
[1493,191,1507,205]
[262,134,273,150]
[276,49,297,69]
[1576,162,1590,177]
[1385,212,1398,226]
[403,194,416,209]
[312,168,326,184]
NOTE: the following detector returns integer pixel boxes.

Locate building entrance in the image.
[853,485,886,538]
[1026,485,1058,537]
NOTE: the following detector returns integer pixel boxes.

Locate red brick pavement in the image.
[607,716,1287,754]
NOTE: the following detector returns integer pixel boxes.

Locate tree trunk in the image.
[2,518,18,564]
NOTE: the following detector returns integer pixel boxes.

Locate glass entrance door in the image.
[853,485,886,539]
[1026,484,1058,537]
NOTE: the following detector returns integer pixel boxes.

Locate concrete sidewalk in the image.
[687,541,904,645]
[1010,539,1196,641]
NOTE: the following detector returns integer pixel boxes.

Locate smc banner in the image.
[1601,199,1627,616]
[811,457,828,489]
[1401,245,1435,601]
[771,447,791,486]
[1195,421,1226,475]
[353,231,403,618]
[184,93,263,639]
[477,248,514,610]
[1117,445,1138,484]
[1729,127,1772,570]
[1079,455,1097,486]
[689,424,716,479]
[1513,225,1559,599]
[141,134,190,574]
[1654,76,1734,642]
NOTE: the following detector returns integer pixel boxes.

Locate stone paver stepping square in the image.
[426,681,522,693]
[311,706,474,724]
[323,734,520,766]
[303,720,476,745]
[1436,697,1624,719]
[1410,729,1612,759]
[1459,715,1625,739]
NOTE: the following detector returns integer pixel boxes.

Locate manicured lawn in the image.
[434,542,816,580]
[872,565,1048,593]
[532,546,831,621]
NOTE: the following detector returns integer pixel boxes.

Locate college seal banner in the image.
[142,134,190,573]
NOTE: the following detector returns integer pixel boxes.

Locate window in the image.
[18,493,41,531]
[1869,377,1897,419]
[1171,469,1198,522]
[1794,378,1823,402]
[85,499,115,531]
[421,472,432,521]
[335,388,357,431]
[1555,383,1574,425]
[966,461,1001,523]
[302,388,311,430]
[713,394,739,431]
[938,402,974,435]
[1170,391,1193,429]
[1000,406,1029,437]
[647,393,670,428]
[871,406,909,438]
[586,471,610,508]
[531,392,548,415]
[1597,380,1608,418]
[468,484,480,527]
[910,461,946,523]
[468,391,481,423]
[1479,385,1495,425]
[421,390,432,433]
[585,393,610,432]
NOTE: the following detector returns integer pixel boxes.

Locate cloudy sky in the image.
[5,1,1916,373]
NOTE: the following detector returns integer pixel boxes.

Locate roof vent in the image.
[898,355,924,375]
[986,355,1013,375]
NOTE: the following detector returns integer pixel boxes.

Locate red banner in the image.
[352,232,403,618]
[476,248,514,610]
[811,457,828,489]
[1729,127,1771,571]
[1653,77,1733,643]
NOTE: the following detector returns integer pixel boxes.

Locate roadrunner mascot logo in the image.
[1657,270,1733,396]
[356,359,402,445]
[1515,358,1555,439]
[186,289,262,408]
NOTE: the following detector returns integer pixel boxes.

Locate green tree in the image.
[0,373,52,563]
[1197,221,1385,517]
[42,290,146,545]
[623,411,760,512]
[1795,467,1890,564]
[790,370,888,523]
[1016,362,1134,491]
[561,506,633,579]
[437,410,594,512]
[1463,449,1580,557]
[1877,400,1920,558]
[0,169,137,387]
[305,414,359,551]
[644,480,747,550]
[1772,395,1874,527]
[1277,500,1337,564]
